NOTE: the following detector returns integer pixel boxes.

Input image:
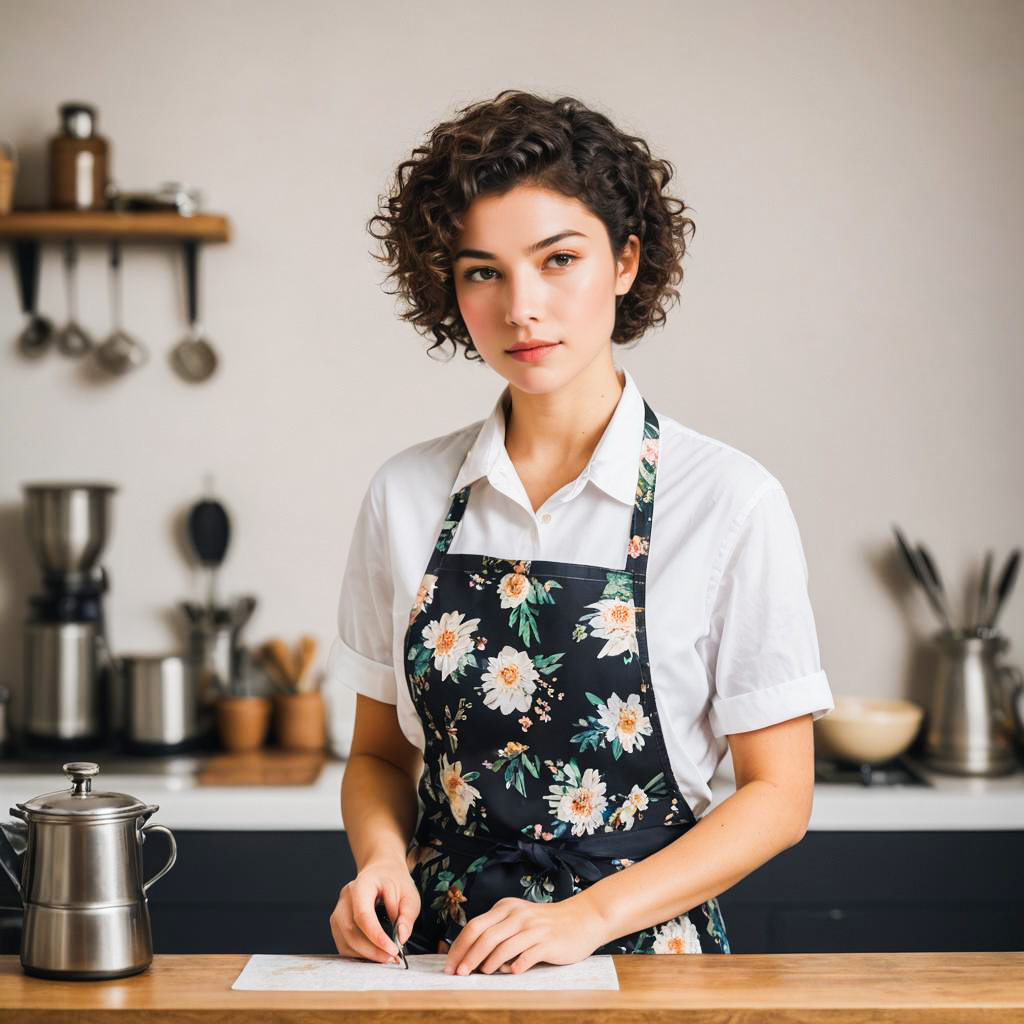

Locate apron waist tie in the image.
[414,822,695,904]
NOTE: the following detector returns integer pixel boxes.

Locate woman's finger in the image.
[341,922,399,964]
[396,884,420,945]
[447,916,519,975]
[331,903,395,963]
[351,886,399,959]
[479,930,538,975]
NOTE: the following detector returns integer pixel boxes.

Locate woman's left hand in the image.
[442,895,609,975]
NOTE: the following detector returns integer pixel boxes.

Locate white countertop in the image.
[1,755,1022,832]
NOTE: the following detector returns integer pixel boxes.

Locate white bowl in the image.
[813,696,924,765]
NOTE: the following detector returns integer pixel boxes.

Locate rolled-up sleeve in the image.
[703,480,834,737]
[325,478,397,705]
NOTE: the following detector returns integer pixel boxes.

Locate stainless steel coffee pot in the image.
[923,629,1024,775]
[0,761,176,979]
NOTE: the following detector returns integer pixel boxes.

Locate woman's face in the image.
[451,185,639,394]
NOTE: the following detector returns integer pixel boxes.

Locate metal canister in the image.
[120,654,202,753]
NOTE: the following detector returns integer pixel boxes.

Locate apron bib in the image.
[401,398,730,956]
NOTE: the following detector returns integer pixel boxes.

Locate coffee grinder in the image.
[21,482,118,751]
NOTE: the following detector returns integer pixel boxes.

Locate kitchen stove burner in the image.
[814,754,932,787]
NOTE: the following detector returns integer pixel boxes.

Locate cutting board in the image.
[197,749,326,786]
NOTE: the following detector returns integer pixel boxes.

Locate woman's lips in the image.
[506,342,560,363]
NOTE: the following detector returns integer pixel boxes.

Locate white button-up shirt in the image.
[327,365,834,819]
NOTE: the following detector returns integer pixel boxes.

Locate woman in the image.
[328,89,834,974]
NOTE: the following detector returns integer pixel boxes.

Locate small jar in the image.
[49,102,110,210]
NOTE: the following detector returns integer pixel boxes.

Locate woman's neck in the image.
[503,352,625,472]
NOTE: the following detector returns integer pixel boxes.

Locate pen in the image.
[376,899,408,969]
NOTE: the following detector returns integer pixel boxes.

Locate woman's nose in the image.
[505,271,545,327]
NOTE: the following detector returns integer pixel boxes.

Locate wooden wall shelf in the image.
[0,210,231,242]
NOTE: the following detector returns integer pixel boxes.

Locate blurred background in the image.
[0,0,1021,959]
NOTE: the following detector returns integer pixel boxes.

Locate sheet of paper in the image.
[232,953,620,991]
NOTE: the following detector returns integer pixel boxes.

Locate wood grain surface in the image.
[1,952,1022,1022]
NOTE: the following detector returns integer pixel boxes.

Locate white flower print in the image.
[627,784,649,812]
[615,784,650,831]
[642,437,660,465]
[652,914,702,954]
[421,609,480,681]
[497,570,531,608]
[597,693,653,753]
[439,752,481,826]
[583,597,639,658]
[481,645,539,715]
[547,767,607,837]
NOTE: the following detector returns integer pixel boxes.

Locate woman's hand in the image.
[329,858,420,964]
[442,895,608,975]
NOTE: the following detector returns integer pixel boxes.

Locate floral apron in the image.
[401,398,730,957]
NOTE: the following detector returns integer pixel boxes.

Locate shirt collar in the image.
[450,365,645,506]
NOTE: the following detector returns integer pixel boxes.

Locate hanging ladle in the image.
[14,240,54,358]
[57,239,94,356]
[169,240,218,382]
[95,240,148,375]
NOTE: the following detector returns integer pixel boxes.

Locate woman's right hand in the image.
[330,859,421,964]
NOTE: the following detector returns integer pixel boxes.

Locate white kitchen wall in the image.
[1,0,1021,738]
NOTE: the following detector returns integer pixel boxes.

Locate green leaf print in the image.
[643,772,670,798]
[448,651,479,685]
[508,599,540,646]
[601,572,634,603]
[406,642,433,681]
[573,712,626,761]
[490,748,543,798]
[569,725,603,754]
[506,576,563,647]
[533,651,564,674]
[547,757,584,788]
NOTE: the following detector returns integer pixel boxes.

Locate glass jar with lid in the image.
[49,102,111,210]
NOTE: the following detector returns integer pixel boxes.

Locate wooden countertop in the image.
[2,952,1022,1022]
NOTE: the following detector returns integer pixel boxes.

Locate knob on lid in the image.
[15,762,153,820]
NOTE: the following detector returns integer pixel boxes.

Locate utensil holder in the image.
[215,696,271,752]
[0,140,16,215]
[273,691,326,751]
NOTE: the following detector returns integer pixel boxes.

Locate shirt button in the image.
[541,513,552,524]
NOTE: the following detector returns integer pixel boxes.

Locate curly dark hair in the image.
[366,89,696,361]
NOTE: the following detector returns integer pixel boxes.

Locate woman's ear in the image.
[615,234,641,297]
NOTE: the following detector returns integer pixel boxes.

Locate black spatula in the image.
[187,493,231,617]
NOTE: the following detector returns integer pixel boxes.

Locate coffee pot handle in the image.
[999,664,1024,739]
[141,823,177,893]
[0,817,28,897]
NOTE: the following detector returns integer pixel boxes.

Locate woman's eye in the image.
[463,252,577,282]
[548,252,576,268]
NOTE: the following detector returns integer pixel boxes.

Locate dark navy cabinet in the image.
[1,830,1021,954]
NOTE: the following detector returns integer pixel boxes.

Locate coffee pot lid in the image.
[16,762,153,820]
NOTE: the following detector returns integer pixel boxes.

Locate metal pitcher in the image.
[0,761,176,979]
[923,629,1024,776]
